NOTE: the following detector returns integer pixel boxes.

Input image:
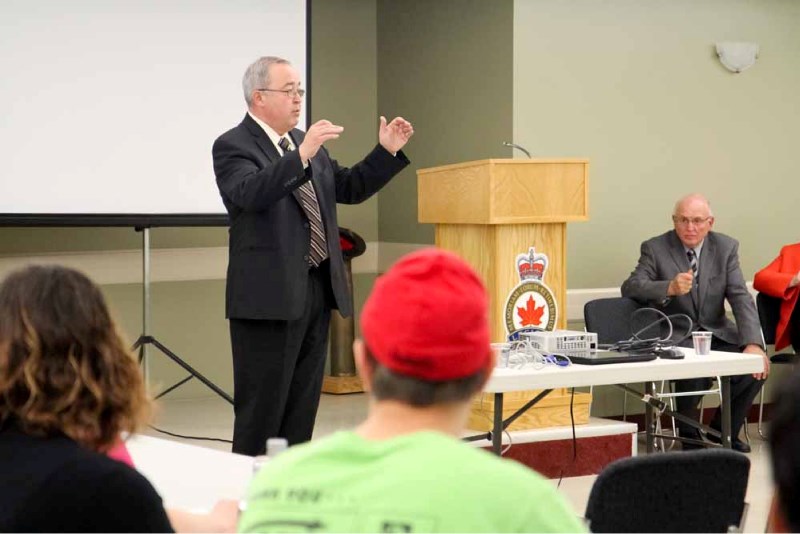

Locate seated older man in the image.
[621,193,768,453]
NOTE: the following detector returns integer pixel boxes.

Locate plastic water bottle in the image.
[251,454,268,475]
[252,437,288,475]
[242,437,290,514]
[267,437,288,456]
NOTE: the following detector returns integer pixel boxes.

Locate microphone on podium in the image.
[502,141,532,159]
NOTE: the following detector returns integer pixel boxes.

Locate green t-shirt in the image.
[239,431,585,533]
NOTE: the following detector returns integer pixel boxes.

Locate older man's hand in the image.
[667,269,694,296]
[743,344,769,380]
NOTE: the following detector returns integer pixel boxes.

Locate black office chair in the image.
[756,292,799,438]
[583,297,642,346]
[584,297,721,451]
[584,298,667,447]
[585,449,750,533]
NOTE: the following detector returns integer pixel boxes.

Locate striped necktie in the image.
[278,137,327,267]
[687,249,698,278]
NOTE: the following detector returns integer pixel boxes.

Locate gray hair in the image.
[673,193,714,217]
[242,56,290,107]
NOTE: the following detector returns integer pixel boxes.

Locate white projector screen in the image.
[0,0,308,221]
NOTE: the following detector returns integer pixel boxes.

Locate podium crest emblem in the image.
[504,247,558,338]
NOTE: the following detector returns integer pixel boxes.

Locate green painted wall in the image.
[311,0,381,242]
[376,0,515,245]
[0,227,229,253]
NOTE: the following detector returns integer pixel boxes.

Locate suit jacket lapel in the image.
[287,130,308,209]
[667,231,698,314]
[242,114,281,163]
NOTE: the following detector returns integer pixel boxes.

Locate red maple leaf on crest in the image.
[517,296,545,326]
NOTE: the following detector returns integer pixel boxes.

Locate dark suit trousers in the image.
[674,337,764,440]
[229,263,332,456]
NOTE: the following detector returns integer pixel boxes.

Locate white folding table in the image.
[469,349,764,455]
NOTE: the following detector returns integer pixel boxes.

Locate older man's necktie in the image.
[687,249,698,278]
[278,137,327,267]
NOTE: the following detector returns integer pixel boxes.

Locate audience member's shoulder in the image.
[57,447,171,527]
[260,432,350,471]
[9,435,171,532]
[46,439,153,493]
[448,438,549,483]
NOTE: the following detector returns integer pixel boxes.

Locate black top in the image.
[0,424,173,532]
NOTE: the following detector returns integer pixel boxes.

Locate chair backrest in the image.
[584,449,750,533]
[584,297,643,345]
[756,292,782,346]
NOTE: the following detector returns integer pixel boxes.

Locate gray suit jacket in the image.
[621,230,762,348]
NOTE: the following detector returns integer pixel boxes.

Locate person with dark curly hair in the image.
[0,265,236,532]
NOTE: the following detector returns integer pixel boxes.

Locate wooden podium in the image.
[417,158,590,431]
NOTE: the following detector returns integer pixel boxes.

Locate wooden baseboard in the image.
[322,375,364,395]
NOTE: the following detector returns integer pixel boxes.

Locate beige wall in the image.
[513,0,800,289]
[511,0,800,414]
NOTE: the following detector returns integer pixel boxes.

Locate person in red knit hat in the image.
[239,248,584,533]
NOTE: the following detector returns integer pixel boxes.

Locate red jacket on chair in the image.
[753,243,800,350]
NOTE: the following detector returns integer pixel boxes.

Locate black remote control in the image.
[658,348,685,359]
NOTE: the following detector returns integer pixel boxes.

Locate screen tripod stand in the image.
[132,226,233,404]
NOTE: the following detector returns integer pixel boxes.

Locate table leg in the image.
[721,376,732,449]
[645,381,655,453]
[493,393,503,455]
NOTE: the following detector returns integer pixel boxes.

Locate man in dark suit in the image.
[621,193,768,452]
[212,56,413,455]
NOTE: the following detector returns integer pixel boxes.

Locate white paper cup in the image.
[692,331,712,355]
[491,342,511,368]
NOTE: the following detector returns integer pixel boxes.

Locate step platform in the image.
[466,417,638,478]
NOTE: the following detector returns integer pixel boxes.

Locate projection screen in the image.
[0,0,308,224]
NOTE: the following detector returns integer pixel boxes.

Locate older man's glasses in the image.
[257,87,305,98]
[672,216,711,226]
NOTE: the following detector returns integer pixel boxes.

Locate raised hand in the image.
[378,116,414,154]
[668,268,694,296]
[298,120,344,162]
